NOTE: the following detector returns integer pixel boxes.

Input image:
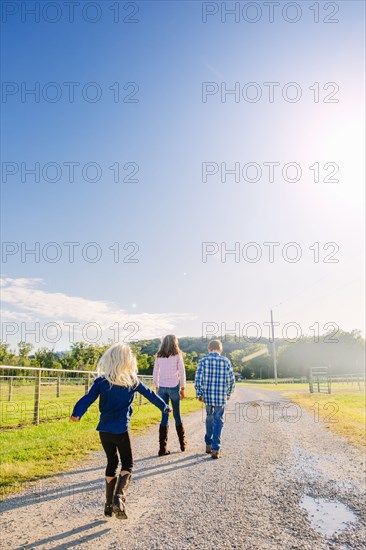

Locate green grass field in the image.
[287,391,366,448]
[0,384,202,498]
[241,381,366,448]
[1,381,90,428]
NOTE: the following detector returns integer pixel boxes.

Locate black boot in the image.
[104,477,117,517]
[113,473,131,519]
[158,425,170,456]
[176,423,187,452]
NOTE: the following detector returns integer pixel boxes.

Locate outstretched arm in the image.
[71,378,100,420]
[135,381,171,413]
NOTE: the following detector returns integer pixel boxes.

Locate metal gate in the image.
[309,366,331,394]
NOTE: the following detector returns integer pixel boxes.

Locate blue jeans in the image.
[158,385,182,427]
[205,405,225,451]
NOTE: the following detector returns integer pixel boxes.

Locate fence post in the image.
[328,364,331,394]
[85,374,91,395]
[57,377,60,398]
[8,376,13,401]
[33,369,41,425]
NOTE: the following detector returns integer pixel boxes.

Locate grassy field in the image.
[241,381,366,448]
[287,391,366,448]
[0,384,202,498]
[1,381,91,428]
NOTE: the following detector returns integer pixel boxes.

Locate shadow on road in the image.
[1,453,206,513]
[58,465,104,476]
[1,478,103,512]
[19,520,111,550]
[134,453,206,480]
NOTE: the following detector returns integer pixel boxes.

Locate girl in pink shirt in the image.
[153,335,187,456]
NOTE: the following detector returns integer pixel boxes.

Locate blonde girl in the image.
[71,343,171,519]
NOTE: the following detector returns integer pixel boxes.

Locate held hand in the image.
[198,397,203,402]
[70,416,80,422]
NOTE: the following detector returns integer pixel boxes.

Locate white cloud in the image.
[0,309,34,322]
[0,277,195,346]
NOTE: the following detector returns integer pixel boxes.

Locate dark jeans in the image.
[158,384,182,427]
[99,430,133,477]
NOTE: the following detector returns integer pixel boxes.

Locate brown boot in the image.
[104,477,117,517]
[205,444,212,454]
[158,425,170,456]
[113,473,131,519]
[176,423,187,452]
[211,450,222,459]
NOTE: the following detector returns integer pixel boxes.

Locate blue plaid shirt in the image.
[194,352,235,406]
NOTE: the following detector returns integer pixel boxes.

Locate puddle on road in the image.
[300,495,358,537]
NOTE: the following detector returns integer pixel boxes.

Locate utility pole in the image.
[270,309,278,385]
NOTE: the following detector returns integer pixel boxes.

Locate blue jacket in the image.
[72,377,169,434]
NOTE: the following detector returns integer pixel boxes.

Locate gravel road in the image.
[1,386,365,550]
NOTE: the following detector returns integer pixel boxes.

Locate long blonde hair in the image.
[97,343,138,387]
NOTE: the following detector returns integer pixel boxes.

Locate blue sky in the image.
[1,1,365,350]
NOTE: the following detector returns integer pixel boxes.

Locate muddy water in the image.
[300,495,358,537]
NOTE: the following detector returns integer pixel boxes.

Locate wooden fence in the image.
[0,365,154,427]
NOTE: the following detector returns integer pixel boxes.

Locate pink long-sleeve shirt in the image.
[153,354,186,388]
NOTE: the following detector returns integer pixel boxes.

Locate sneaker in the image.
[211,450,221,459]
[205,445,212,454]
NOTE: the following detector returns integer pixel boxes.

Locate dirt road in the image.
[1,386,365,549]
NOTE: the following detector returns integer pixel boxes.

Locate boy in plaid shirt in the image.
[194,340,235,458]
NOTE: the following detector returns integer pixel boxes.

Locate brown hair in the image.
[157,334,181,358]
[208,339,223,352]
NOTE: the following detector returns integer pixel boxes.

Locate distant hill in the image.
[135,336,269,357]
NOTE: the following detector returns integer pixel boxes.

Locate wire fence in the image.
[329,373,366,388]
[244,377,308,384]
[0,365,154,429]
[242,374,365,388]
[1,365,363,429]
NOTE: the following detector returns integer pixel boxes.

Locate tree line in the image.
[0,329,364,380]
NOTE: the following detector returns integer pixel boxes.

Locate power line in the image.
[272,275,363,312]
